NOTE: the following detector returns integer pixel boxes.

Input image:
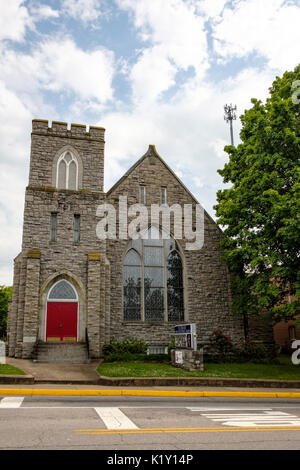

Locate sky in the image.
[0,0,300,285]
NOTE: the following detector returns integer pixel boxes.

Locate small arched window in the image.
[123,227,184,322]
[56,151,78,190]
[48,279,78,301]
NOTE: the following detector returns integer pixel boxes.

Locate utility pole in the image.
[224,103,237,146]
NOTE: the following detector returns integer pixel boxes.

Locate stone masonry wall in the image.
[106,145,245,349]
[8,120,107,358]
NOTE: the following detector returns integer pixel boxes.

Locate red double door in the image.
[46,302,78,342]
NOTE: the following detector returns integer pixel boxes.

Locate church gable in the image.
[107,144,198,208]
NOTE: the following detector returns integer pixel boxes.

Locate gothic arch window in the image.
[123,226,184,322]
[56,151,78,190]
[48,279,78,301]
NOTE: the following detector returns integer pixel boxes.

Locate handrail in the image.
[85,328,90,360]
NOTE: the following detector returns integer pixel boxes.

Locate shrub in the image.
[102,337,148,358]
[207,329,234,357]
[167,337,175,358]
[103,352,169,363]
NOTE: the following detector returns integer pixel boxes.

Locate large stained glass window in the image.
[123,249,141,321]
[123,226,184,322]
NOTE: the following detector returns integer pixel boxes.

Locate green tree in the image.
[0,286,12,339]
[215,64,300,334]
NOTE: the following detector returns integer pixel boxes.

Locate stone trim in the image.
[88,252,101,261]
[27,249,40,259]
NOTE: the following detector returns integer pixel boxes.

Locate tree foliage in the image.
[215,64,300,325]
[0,286,12,339]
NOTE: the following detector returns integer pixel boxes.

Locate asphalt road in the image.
[1,395,300,450]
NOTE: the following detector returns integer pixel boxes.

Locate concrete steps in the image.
[35,341,89,363]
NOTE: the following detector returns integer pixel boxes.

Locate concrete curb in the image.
[1,374,300,389]
[0,375,34,384]
[0,388,300,398]
[97,375,300,389]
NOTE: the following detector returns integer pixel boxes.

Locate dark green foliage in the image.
[103,352,169,363]
[0,286,12,340]
[215,64,300,325]
[102,337,148,358]
[167,337,175,357]
[206,329,279,364]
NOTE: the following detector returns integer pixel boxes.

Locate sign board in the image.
[175,351,183,364]
[174,323,197,350]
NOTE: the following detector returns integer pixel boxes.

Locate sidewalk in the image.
[1,357,300,398]
[6,357,100,384]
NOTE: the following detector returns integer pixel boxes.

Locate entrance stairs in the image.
[35,341,89,363]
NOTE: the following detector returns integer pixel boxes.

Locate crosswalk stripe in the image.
[0,397,24,408]
[94,407,139,430]
[197,410,300,427]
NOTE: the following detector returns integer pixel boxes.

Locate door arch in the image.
[46,279,78,342]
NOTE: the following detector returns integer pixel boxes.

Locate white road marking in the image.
[0,397,24,408]
[94,407,139,429]
[188,407,272,412]
[199,411,300,427]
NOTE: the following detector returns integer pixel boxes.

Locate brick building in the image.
[7,119,256,361]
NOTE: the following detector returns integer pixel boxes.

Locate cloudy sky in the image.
[0,0,300,285]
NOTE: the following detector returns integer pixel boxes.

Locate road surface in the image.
[0,394,300,450]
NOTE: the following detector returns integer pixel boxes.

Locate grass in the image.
[98,356,300,381]
[0,364,26,375]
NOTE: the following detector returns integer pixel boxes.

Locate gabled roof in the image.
[106,144,222,232]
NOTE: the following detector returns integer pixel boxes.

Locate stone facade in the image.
[7,119,248,360]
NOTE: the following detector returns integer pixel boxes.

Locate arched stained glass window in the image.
[123,249,141,321]
[123,227,184,322]
[56,151,78,190]
[167,251,184,321]
[48,280,77,300]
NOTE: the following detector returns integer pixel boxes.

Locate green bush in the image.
[207,329,234,358]
[104,352,169,363]
[102,337,148,358]
[206,329,280,365]
[0,286,12,340]
[167,337,175,357]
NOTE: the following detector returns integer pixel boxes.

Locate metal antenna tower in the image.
[224,103,237,146]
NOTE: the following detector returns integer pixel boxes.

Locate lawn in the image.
[0,364,25,375]
[98,358,300,381]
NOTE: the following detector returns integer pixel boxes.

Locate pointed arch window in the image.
[56,151,78,190]
[48,279,78,301]
[123,227,184,322]
[123,249,141,321]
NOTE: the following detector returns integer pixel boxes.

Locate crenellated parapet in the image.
[32,119,105,141]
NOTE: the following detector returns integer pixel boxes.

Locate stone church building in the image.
[7,118,251,362]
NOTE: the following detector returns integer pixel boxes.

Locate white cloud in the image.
[0,0,31,42]
[0,38,115,104]
[196,0,228,18]
[117,0,208,103]
[130,45,177,104]
[118,0,208,72]
[0,81,32,285]
[62,0,103,24]
[30,4,60,21]
[212,0,300,71]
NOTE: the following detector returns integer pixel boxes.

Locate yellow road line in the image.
[74,426,300,435]
[0,389,300,398]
